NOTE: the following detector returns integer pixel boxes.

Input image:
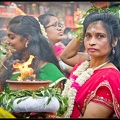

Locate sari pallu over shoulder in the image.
[70,67,120,118]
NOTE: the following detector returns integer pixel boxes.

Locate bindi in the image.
[91,27,96,32]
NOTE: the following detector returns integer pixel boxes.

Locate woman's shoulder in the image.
[94,68,120,83]
[96,67,120,75]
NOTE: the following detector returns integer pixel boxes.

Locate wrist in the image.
[75,37,83,43]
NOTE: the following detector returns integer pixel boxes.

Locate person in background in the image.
[0,15,67,92]
[61,12,120,118]
[38,14,64,59]
[38,14,73,78]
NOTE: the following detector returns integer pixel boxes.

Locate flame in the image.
[13,55,36,81]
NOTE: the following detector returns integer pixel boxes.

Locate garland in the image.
[61,60,109,118]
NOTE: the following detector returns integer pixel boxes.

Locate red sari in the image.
[69,62,120,118]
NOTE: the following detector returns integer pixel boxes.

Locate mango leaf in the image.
[0,87,69,116]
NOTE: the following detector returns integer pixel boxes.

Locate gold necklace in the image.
[93,60,110,70]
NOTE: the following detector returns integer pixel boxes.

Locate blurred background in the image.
[0,2,93,30]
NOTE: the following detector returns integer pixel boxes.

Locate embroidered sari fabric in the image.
[9,63,66,87]
[69,62,120,118]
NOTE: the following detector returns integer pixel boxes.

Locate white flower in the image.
[73,61,89,75]
[61,60,109,117]
[39,22,48,39]
[62,79,73,96]
[34,16,48,39]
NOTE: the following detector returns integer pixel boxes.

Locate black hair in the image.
[82,12,120,70]
[0,15,61,90]
[38,13,55,28]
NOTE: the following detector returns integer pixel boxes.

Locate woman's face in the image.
[5,28,27,54]
[84,23,111,59]
[45,16,64,45]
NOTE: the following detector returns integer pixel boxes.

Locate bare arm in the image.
[82,102,113,118]
[60,37,89,67]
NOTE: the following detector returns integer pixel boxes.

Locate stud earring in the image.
[25,43,28,48]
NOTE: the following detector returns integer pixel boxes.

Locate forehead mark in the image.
[91,27,96,32]
[87,21,102,33]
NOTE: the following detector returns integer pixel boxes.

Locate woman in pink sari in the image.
[61,12,120,118]
[38,14,73,78]
[38,14,65,60]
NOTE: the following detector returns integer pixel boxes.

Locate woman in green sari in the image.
[0,15,67,92]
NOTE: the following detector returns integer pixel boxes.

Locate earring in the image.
[25,43,28,48]
[112,47,115,54]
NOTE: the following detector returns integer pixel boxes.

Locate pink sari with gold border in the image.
[69,62,120,118]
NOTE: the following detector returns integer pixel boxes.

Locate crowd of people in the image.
[0,2,120,119]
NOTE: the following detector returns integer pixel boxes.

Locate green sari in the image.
[9,63,67,87]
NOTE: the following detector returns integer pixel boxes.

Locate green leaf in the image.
[73,4,120,40]
[0,87,69,115]
[45,97,51,105]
